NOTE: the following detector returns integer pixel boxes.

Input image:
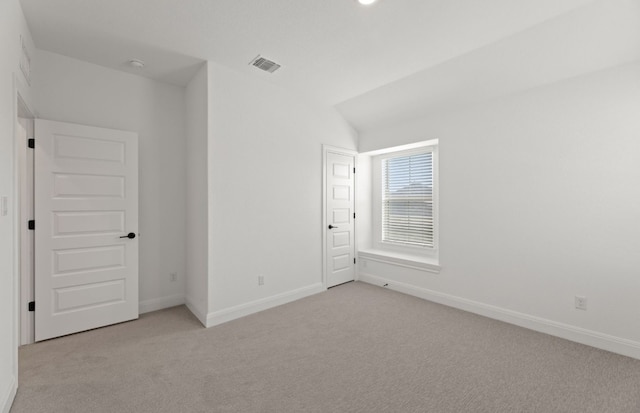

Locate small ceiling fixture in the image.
[128,59,145,69]
[357,0,377,5]
[249,55,281,74]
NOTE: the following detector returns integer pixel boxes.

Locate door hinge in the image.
[28,301,35,312]
[353,212,356,219]
[354,258,356,264]
[353,167,355,174]
[28,138,34,148]
[28,220,35,230]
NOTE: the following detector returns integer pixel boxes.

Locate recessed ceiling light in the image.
[128,59,145,69]
[357,0,377,5]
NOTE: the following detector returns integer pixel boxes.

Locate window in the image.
[373,144,438,257]
[382,151,434,247]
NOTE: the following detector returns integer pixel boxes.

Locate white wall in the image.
[33,50,187,314]
[356,155,372,251]
[185,63,209,324]
[204,62,357,324]
[0,1,35,411]
[357,61,640,358]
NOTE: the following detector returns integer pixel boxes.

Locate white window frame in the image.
[372,144,438,259]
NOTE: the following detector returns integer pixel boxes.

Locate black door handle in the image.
[120,232,136,239]
[328,225,339,229]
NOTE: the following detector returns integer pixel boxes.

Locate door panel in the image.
[35,119,138,341]
[53,210,125,236]
[326,151,355,288]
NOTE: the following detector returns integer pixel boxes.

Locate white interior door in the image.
[325,149,355,288]
[34,119,139,341]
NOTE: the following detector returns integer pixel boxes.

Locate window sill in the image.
[358,249,441,274]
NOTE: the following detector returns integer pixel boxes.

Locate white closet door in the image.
[325,151,355,288]
[34,119,139,341]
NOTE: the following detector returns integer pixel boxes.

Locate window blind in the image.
[382,151,434,248]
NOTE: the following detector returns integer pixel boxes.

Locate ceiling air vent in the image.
[249,55,281,73]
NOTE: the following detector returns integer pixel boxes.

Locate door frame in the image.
[16,99,34,345]
[14,78,36,348]
[13,79,36,388]
[322,145,358,290]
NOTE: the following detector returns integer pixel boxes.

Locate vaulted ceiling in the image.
[19,0,640,131]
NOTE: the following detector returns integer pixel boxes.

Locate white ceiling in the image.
[20,0,638,131]
[337,0,640,132]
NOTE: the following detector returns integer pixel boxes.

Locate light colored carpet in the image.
[11,282,640,413]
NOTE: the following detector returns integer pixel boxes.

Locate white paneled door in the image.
[34,119,139,341]
[325,150,355,288]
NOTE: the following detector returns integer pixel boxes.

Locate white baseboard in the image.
[139,294,185,314]
[1,376,17,413]
[206,283,325,328]
[185,295,208,327]
[359,273,640,360]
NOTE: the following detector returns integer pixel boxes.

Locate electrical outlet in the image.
[170,272,177,282]
[575,296,587,311]
[258,275,264,286]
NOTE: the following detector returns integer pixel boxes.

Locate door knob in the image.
[120,232,136,239]
[328,225,339,229]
